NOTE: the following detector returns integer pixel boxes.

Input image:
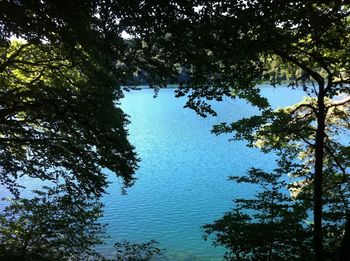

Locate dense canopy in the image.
[0,0,142,197]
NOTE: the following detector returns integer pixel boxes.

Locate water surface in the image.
[0,85,306,260]
[99,85,306,260]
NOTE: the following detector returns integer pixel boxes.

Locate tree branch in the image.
[0,43,32,73]
[326,96,350,109]
[275,50,325,87]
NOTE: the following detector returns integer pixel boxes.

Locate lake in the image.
[98,85,306,260]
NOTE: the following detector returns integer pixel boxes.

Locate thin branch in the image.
[326,96,350,109]
[0,43,32,73]
[290,103,318,115]
[332,80,350,85]
[291,46,333,81]
[0,137,67,144]
[324,144,348,180]
[275,50,325,87]
[11,58,67,66]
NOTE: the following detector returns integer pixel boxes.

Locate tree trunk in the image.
[313,89,326,260]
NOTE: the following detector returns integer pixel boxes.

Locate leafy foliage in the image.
[204,168,313,260]
[0,185,106,260]
[0,1,146,259]
[121,0,350,112]
[0,1,142,197]
[207,96,350,259]
[0,40,139,197]
[113,240,162,261]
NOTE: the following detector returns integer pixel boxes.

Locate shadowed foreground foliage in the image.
[0,189,164,261]
[0,0,148,198]
[0,1,143,259]
[0,185,105,260]
[0,39,139,198]
[113,240,163,261]
[203,169,313,260]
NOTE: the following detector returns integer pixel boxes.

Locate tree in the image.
[203,168,313,260]
[206,95,350,259]
[0,1,142,197]
[0,184,106,260]
[120,1,350,259]
[205,96,350,260]
[0,1,147,259]
[0,40,140,197]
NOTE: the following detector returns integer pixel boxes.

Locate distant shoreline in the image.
[124,81,302,90]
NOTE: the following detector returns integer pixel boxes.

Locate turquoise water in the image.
[98,85,306,260]
[0,85,306,260]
